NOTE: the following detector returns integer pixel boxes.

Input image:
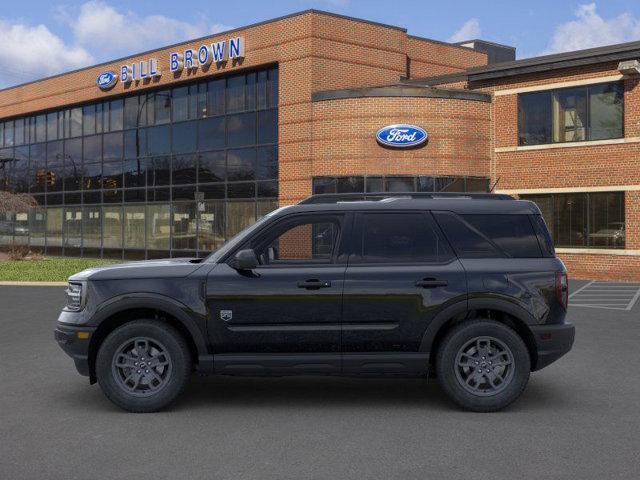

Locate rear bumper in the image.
[530,322,575,371]
[54,324,96,377]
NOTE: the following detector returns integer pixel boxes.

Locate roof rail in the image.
[299,192,514,205]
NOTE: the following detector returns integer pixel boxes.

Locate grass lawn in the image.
[0,257,120,282]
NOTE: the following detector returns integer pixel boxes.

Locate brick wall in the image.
[478,63,640,281]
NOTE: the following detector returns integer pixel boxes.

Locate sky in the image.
[2,0,640,88]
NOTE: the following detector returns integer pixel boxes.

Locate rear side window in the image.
[356,212,453,263]
[530,214,555,257]
[434,212,543,258]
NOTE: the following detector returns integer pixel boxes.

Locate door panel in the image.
[207,263,345,355]
[341,211,467,373]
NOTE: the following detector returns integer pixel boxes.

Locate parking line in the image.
[569,280,595,298]
[626,287,640,311]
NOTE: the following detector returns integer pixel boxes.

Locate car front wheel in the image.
[96,320,192,413]
[436,319,530,412]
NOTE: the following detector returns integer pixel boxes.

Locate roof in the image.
[466,39,640,81]
[280,194,541,215]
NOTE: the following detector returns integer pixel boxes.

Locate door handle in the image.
[415,278,448,288]
[297,279,332,289]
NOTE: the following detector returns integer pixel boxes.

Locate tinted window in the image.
[358,213,453,263]
[433,212,501,258]
[462,215,542,258]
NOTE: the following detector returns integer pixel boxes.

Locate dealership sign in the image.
[97,36,246,90]
[96,71,118,90]
[376,124,428,148]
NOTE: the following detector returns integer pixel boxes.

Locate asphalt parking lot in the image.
[1,281,639,480]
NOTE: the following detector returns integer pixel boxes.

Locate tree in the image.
[0,191,37,215]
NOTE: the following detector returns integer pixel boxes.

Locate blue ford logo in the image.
[376,124,428,148]
[96,71,118,90]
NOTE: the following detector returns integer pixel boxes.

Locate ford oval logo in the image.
[376,124,428,148]
[96,71,118,90]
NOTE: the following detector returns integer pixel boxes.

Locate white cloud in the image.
[0,20,93,88]
[542,3,640,54]
[70,1,232,55]
[448,18,481,43]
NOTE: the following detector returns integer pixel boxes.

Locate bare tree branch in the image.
[0,191,37,214]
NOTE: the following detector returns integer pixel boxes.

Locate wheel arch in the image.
[87,295,208,383]
[421,298,539,371]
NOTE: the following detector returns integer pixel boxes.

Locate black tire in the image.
[96,320,192,413]
[436,319,530,412]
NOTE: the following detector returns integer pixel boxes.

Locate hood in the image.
[69,257,205,281]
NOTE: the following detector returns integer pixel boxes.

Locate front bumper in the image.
[530,322,575,371]
[54,323,96,377]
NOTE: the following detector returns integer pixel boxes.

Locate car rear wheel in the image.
[96,320,192,413]
[436,319,530,412]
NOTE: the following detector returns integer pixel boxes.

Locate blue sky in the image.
[2,0,640,88]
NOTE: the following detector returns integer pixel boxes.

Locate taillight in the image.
[556,272,568,310]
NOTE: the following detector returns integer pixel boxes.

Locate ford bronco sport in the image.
[55,193,575,412]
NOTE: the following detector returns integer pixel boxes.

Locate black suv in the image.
[55,193,574,412]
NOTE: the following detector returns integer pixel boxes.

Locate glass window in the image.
[197,83,207,118]
[466,177,490,192]
[103,132,123,160]
[553,87,588,143]
[96,103,105,133]
[519,82,623,145]
[259,219,338,264]
[46,207,63,247]
[417,176,434,192]
[172,202,196,250]
[172,86,189,122]
[64,138,82,192]
[14,119,25,146]
[518,91,552,146]
[124,96,139,129]
[257,109,277,144]
[313,177,337,194]
[124,128,146,158]
[83,135,102,163]
[433,212,502,258]
[31,143,50,193]
[226,201,255,237]
[124,205,145,249]
[82,206,102,249]
[83,105,96,136]
[109,100,124,131]
[147,204,170,250]
[69,108,83,138]
[198,200,225,252]
[154,91,171,124]
[227,148,255,181]
[462,215,542,258]
[102,160,122,190]
[172,120,197,153]
[103,206,123,249]
[227,112,256,147]
[172,154,197,185]
[198,117,225,150]
[256,146,277,180]
[13,146,29,193]
[147,125,171,155]
[64,207,83,249]
[257,180,277,198]
[47,113,58,141]
[83,161,102,190]
[590,83,623,141]
[359,213,452,263]
[228,182,255,198]
[207,79,225,116]
[150,156,171,186]
[337,177,364,193]
[4,121,14,146]
[522,192,625,249]
[435,177,465,192]
[386,177,414,192]
[268,68,278,108]
[257,70,268,110]
[226,74,245,112]
[198,151,225,183]
[366,177,383,193]
[35,115,46,143]
[29,208,46,247]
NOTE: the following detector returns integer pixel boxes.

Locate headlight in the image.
[65,282,85,311]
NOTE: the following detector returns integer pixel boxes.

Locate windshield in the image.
[203,206,291,263]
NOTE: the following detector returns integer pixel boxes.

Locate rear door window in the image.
[355,212,453,263]
[434,212,543,258]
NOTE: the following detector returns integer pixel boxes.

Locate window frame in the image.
[517,81,625,146]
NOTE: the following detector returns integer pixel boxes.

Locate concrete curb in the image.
[0,281,67,286]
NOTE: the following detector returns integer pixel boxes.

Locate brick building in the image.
[0,10,637,280]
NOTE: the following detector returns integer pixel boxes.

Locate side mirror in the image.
[231,249,259,271]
